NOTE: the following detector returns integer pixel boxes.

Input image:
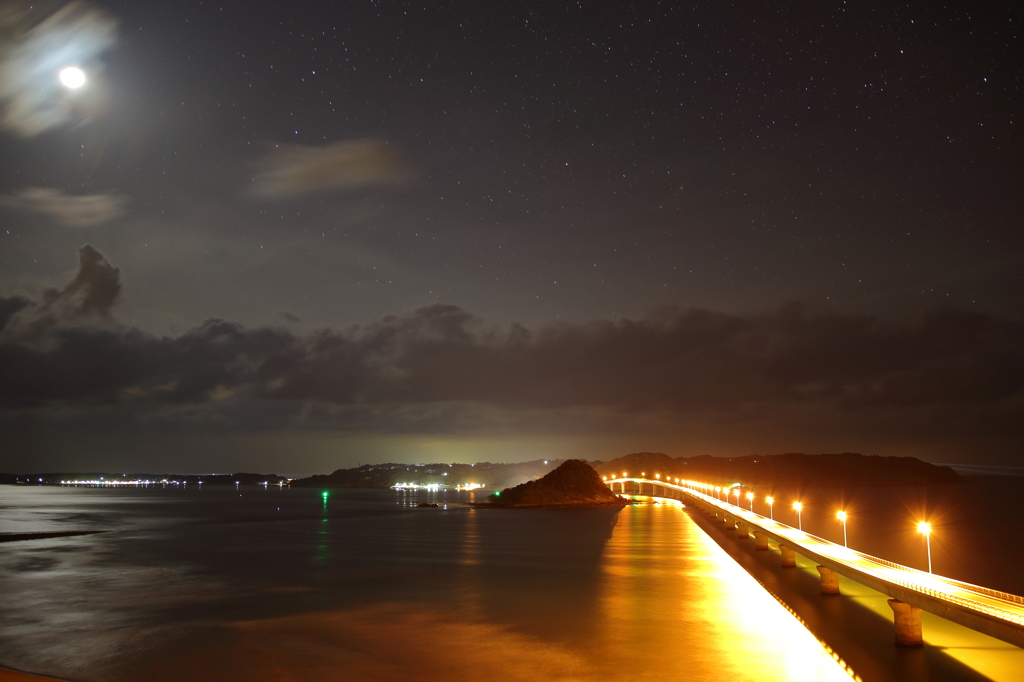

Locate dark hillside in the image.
[593,452,962,487]
[486,459,625,507]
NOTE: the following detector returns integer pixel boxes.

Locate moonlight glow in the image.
[59,66,86,89]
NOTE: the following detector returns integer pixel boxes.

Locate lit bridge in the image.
[605,476,1024,649]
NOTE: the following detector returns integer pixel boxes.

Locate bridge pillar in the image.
[753,531,769,550]
[717,512,727,524]
[816,566,840,595]
[780,544,796,567]
[887,599,923,647]
[736,522,748,538]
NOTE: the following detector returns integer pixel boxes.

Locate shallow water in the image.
[0,484,857,681]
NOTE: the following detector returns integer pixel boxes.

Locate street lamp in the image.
[917,522,932,574]
[766,496,774,520]
[746,492,754,511]
[836,511,848,547]
[715,486,721,501]
[793,501,803,530]
[733,488,741,507]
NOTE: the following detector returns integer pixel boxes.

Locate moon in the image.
[59,66,87,89]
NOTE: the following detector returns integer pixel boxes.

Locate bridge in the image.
[604,476,1024,650]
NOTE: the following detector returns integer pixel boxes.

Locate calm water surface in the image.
[1,485,854,681]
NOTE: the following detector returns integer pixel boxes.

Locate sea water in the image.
[0,482,1005,681]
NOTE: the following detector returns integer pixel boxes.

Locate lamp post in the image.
[733,488,741,507]
[746,492,754,511]
[836,511,848,547]
[917,522,932,574]
[793,501,803,531]
[715,486,721,501]
[766,496,774,520]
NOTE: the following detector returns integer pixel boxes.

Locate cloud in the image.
[0,1,118,136]
[0,187,127,226]
[2,244,120,344]
[277,311,301,324]
[0,295,32,333]
[0,248,1022,456]
[250,139,415,199]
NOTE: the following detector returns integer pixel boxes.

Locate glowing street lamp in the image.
[746,491,754,511]
[715,486,722,501]
[733,488,741,506]
[917,522,932,574]
[766,496,774,520]
[793,501,803,530]
[836,511,848,547]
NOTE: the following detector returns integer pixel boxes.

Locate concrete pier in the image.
[753,531,769,550]
[736,522,748,538]
[780,544,796,567]
[816,565,840,595]
[887,599,924,648]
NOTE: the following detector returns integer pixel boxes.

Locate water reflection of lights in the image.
[598,503,855,681]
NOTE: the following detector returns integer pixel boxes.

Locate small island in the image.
[482,459,627,508]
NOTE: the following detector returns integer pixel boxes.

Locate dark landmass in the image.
[0,472,288,485]
[4,453,962,491]
[592,452,963,487]
[290,459,563,489]
[483,459,626,507]
[0,530,109,543]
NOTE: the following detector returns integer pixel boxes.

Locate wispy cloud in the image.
[0,1,118,136]
[250,139,415,199]
[0,187,126,226]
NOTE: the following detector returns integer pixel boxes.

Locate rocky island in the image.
[483,459,626,508]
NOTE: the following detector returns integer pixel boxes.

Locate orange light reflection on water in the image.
[595,504,855,682]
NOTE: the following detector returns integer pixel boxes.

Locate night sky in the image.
[0,0,1021,473]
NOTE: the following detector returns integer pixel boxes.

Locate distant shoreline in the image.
[0,531,109,543]
[0,665,67,681]
[472,500,628,509]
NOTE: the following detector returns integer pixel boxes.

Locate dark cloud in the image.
[277,311,301,324]
[2,245,120,345]
[1,249,1022,446]
[0,295,32,333]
